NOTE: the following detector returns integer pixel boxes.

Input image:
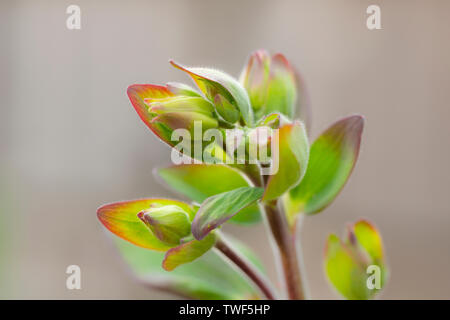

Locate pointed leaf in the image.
[156,164,261,224]
[163,233,217,271]
[284,115,364,224]
[263,121,309,201]
[127,84,175,144]
[192,187,264,240]
[170,60,254,126]
[166,82,201,97]
[97,199,194,251]
[114,236,262,299]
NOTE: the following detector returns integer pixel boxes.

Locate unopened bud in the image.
[137,205,191,246]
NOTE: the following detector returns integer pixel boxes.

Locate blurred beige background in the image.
[1,0,449,299]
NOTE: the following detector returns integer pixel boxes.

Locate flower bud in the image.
[145,96,219,134]
[223,126,274,165]
[240,50,298,119]
[239,50,271,111]
[145,96,214,116]
[170,60,252,125]
[137,205,192,246]
[324,220,388,300]
[213,94,240,124]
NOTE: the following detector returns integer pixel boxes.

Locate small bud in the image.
[324,220,388,300]
[170,60,252,125]
[138,205,191,246]
[240,50,298,119]
[145,96,219,134]
[145,96,214,116]
[214,94,240,124]
[239,50,271,111]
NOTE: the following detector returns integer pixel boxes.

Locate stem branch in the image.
[215,233,277,300]
[263,200,305,300]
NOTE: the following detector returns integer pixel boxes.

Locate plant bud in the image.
[170,60,253,125]
[137,205,191,246]
[324,220,388,300]
[145,96,219,135]
[240,50,298,119]
[213,94,240,124]
[145,96,215,117]
[239,50,271,111]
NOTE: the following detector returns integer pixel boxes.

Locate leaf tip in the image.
[162,253,174,271]
[169,59,184,71]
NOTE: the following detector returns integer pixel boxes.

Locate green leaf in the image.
[262,121,309,201]
[284,115,364,224]
[166,82,201,97]
[170,60,254,126]
[163,233,217,271]
[114,236,262,299]
[324,220,387,300]
[97,199,194,251]
[156,164,261,224]
[192,187,264,240]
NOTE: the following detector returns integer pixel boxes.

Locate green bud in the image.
[137,205,192,246]
[324,220,388,300]
[214,94,240,124]
[170,60,253,125]
[145,96,219,134]
[239,50,271,111]
[145,96,215,116]
[240,50,298,119]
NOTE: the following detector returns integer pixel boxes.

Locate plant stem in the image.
[239,163,306,299]
[263,200,305,299]
[215,233,277,300]
[240,163,263,187]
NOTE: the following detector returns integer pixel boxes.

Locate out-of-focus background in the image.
[1,0,449,299]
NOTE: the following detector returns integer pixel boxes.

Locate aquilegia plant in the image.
[97,50,388,300]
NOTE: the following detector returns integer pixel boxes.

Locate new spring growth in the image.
[98,50,386,300]
[324,220,388,300]
[138,205,192,246]
[145,91,219,136]
[240,50,298,120]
